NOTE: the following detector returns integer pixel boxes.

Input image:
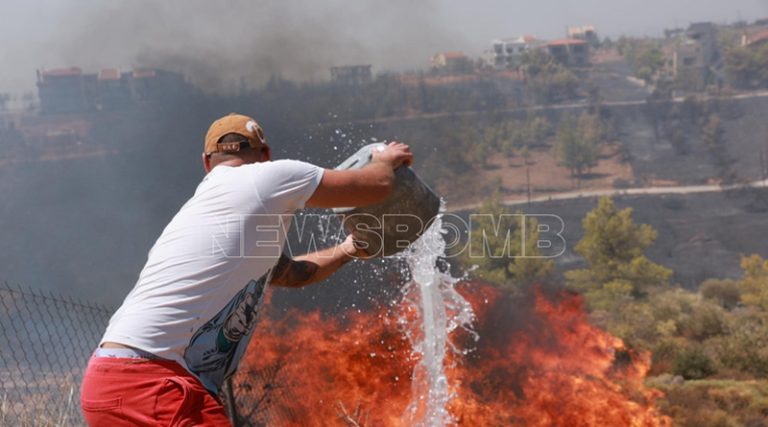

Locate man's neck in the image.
[214,159,247,169]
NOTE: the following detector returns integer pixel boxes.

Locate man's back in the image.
[101,159,323,392]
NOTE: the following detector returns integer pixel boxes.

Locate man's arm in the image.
[270,235,365,288]
[305,142,413,209]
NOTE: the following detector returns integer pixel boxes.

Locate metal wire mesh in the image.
[226,362,298,427]
[0,282,113,426]
[0,282,297,426]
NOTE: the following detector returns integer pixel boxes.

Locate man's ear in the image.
[262,146,272,162]
[202,152,212,173]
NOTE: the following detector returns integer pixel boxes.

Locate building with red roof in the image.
[41,67,83,78]
[488,36,545,69]
[97,69,131,110]
[36,68,92,114]
[97,69,121,81]
[543,39,590,67]
[568,25,600,48]
[36,67,188,114]
[742,29,768,47]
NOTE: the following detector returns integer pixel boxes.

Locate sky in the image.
[0,0,766,93]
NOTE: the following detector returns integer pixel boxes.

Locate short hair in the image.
[219,132,249,145]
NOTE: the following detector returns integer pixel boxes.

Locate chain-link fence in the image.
[226,361,297,427]
[0,283,113,426]
[0,282,296,427]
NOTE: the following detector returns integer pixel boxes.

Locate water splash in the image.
[399,206,476,426]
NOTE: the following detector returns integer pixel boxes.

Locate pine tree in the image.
[464,192,553,292]
[566,197,672,307]
[556,113,599,183]
[556,114,581,176]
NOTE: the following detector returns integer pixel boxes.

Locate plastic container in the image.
[333,143,441,257]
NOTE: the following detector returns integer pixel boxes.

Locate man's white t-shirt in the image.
[101,159,324,393]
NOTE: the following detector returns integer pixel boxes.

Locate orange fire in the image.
[237,282,671,426]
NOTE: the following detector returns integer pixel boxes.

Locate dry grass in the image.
[1,380,81,427]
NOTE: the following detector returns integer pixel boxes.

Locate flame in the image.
[448,283,671,427]
[238,282,671,426]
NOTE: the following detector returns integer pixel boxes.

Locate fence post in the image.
[224,376,239,426]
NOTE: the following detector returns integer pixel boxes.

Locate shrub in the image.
[679,303,726,341]
[673,347,717,380]
[651,339,683,375]
[710,313,768,377]
[701,279,741,310]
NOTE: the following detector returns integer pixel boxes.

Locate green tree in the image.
[464,192,553,292]
[701,114,733,181]
[507,214,554,286]
[583,279,634,312]
[556,115,581,175]
[525,115,551,147]
[618,38,665,83]
[739,254,768,310]
[725,43,768,89]
[577,111,602,147]
[468,141,490,167]
[566,197,672,305]
[521,50,579,103]
[555,113,599,182]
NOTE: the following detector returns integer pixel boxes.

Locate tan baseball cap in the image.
[204,113,267,155]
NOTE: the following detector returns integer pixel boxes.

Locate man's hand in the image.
[305,141,414,209]
[339,233,371,259]
[371,141,413,169]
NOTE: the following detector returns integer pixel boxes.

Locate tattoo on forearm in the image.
[273,254,318,288]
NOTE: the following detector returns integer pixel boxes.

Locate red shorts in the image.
[80,355,231,426]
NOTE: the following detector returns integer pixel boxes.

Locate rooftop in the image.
[41,67,83,78]
[496,35,540,44]
[546,39,588,47]
[439,51,467,59]
[745,29,768,46]
[132,69,157,79]
[98,68,121,81]
[568,25,596,34]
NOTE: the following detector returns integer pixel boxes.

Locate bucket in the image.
[333,143,441,257]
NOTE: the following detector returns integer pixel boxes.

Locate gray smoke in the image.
[3,0,767,94]
[16,0,468,93]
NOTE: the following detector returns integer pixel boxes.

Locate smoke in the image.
[16,0,468,93]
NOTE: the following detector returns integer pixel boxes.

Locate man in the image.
[80,113,412,426]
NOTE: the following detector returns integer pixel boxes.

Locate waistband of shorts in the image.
[93,347,160,359]
[87,352,192,377]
